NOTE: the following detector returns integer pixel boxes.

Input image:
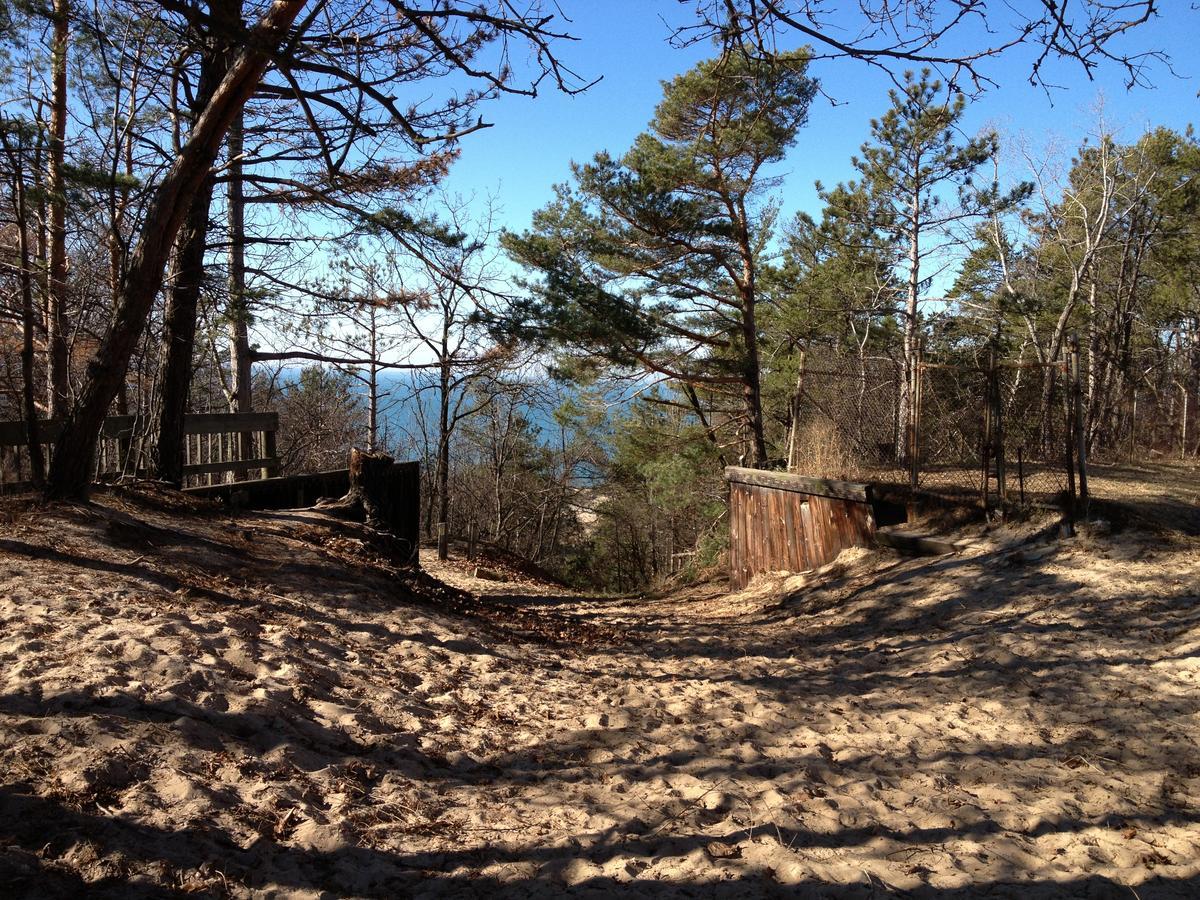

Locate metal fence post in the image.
[992,353,1007,515]
[1069,333,1088,508]
[1063,343,1078,534]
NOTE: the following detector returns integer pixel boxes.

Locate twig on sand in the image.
[1062,754,1106,774]
[886,845,945,860]
[647,778,733,836]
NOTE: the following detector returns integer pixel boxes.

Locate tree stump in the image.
[313,449,420,565]
[349,448,399,528]
[316,448,398,527]
[314,448,422,566]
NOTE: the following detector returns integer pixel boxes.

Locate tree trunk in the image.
[45,0,71,418]
[437,360,451,530]
[367,362,378,451]
[44,0,308,500]
[0,131,47,486]
[741,302,768,467]
[154,1,238,485]
[110,85,136,467]
[154,173,216,484]
[735,203,767,467]
[1086,278,1099,427]
[317,448,388,521]
[899,190,921,464]
[227,109,255,477]
[366,302,379,451]
[349,448,395,525]
[785,352,806,472]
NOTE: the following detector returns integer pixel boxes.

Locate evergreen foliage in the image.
[501,49,816,465]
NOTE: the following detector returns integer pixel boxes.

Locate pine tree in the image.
[820,70,1026,457]
[501,49,816,467]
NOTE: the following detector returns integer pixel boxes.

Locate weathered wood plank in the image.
[782,492,800,573]
[727,468,879,587]
[0,420,61,445]
[725,466,871,502]
[183,411,278,435]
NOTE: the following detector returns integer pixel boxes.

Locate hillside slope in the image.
[1,488,1198,897]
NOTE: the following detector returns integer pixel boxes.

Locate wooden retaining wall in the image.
[726,467,877,590]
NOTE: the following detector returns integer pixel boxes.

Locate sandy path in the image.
[1,490,1199,897]
[1086,458,1200,534]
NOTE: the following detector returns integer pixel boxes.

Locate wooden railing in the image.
[0,411,280,491]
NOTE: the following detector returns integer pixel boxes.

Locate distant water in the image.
[270,366,630,452]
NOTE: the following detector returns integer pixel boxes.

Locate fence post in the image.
[786,349,806,473]
[981,374,991,511]
[467,521,477,561]
[1128,389,1137,460]
[1181,382,1190,461]
[1069,334,1088,508]
[263,426,280,479]
[237,428,255,482]
[437,521,449,561]
[991,352,1007,515]
[1063,341,1078,535]
[908,342,922,496]
[1017,445,1026,505]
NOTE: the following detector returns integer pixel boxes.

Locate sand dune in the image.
[1,488,1198,897]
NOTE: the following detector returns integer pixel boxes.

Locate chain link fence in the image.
[788,345,1079,510]
[787,348,907,485]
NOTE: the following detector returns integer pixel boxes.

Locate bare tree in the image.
[0,117,46,484]
[45,0,587,499]
[44,0,309,499]
[391,198,518,540]
[677,1,1172,94]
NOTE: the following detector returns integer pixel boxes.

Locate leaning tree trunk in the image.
[43,0,308,500]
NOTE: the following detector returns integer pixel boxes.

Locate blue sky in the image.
[440,1,1200,236]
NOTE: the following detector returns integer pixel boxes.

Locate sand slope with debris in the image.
[1,488,1198,897]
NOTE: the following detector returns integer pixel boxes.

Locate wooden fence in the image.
[727,466,878,590]
[0,411,279,491]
